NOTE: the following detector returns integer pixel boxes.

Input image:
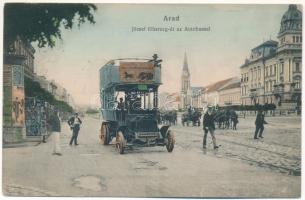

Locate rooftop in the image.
[251,40,278,51]
[205,77,235,92]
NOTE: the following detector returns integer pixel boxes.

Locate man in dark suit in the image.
[68,113,82,145]
[254,110,268,139]
[203,107,219,149]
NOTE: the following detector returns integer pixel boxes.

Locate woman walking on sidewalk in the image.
[48,109,62,156]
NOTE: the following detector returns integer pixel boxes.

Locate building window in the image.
[266,66,269,76]
[274,64,276,75]
[296,36,299,43]
[270,65,272,75]
[295,62,300,72]
[293,36,296,43]
[295,80,301,89]
[280,63,284,74]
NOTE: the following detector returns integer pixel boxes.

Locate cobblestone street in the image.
[2,115,301,197]
[172,116,301,176]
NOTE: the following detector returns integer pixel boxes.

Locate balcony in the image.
[293,71,302,78]
[290,87,301,94]
[277,43,302,52]
[272,84,284,97]
[249,89,257,98]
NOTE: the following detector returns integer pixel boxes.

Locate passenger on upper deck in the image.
[117,97,125,110]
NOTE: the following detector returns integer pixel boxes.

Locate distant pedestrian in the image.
[231,111,238,130]
[68,113,82,145]
[254,110,268,139]
[203,107,219,149]
[48,109,62,156]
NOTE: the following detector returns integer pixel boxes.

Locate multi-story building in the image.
[240,4,302,111]
[5,36,35,79]
[201,77,235,108]
[3,36,36,143]
[35,75,74,106]
[191,87,204,108]
[218,77,241,107]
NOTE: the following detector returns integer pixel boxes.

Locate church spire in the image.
[183,52,189,75]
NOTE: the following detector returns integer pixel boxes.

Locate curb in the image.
[3,141,42,148]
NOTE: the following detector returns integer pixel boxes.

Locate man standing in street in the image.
[203,107,219,149]
[254,110,268,139]
[48,109,62,156]
[68,112,82,145]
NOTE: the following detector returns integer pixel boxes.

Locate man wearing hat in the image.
[202,106,219,149]
[68,112,82,145]
[254,110,267,139]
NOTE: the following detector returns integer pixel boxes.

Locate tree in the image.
[4,3,97,49]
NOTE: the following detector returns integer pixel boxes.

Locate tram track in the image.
[171,126,301,176]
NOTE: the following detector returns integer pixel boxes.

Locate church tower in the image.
[181,52,191,109]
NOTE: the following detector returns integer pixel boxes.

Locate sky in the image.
[33,4,292,107]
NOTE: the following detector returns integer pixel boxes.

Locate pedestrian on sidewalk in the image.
[68,112,82,145]
[48,109,62,156]
[254,110,268,139]
[203,106,219,149]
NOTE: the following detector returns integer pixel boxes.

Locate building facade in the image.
[3,36,37,143]
[201,77,235,108]
[5,36,36,79]
[191,87,204,108]
[240,4,302,112]
[218,78,241,107]
[35,75,75,106]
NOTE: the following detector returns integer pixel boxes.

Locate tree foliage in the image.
[4,3,97,48]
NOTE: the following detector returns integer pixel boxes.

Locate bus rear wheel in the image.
[100,124,110,145]
[166,130,175,152]
[116,131,126,154]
